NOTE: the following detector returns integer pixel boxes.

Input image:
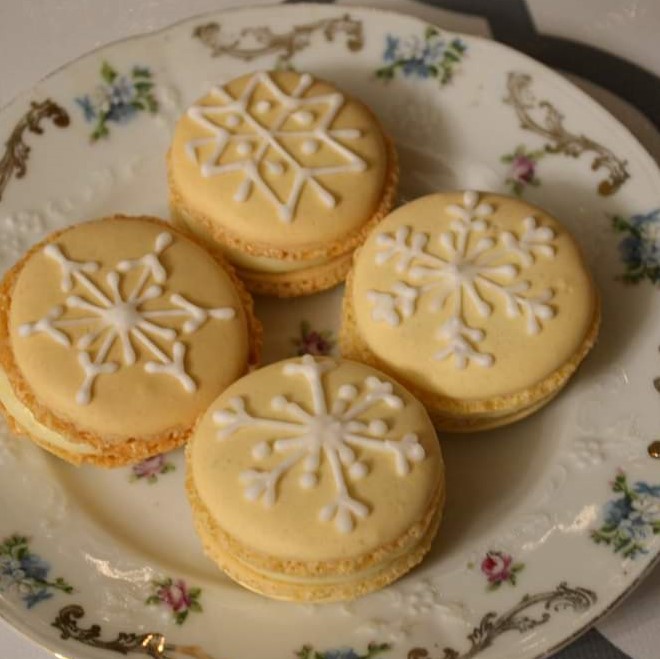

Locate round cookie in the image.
[341,191,600,432]
[186,355,444,602]
[168,70,398,297]
[0,216,261,466]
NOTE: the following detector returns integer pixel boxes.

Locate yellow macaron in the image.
[341,190,600,431]
[168,70,398,297]
[0,216,261,466]
[186,355,444,601]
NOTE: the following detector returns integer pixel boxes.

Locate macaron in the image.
[186,355,444,602]
[341,191,600,432]
[0,215,261,466]
[168,70,398,297]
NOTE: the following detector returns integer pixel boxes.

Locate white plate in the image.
[1,4,659,659]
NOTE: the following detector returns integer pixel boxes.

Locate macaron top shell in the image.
[350,191,597,401]
[189,356,443,563]
[169,70,389,252]
[8,217,249,439]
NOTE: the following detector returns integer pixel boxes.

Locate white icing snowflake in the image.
[19,231,236,405]
[185,71,366,222]
[367,191,556,368]
[213,355,426,533]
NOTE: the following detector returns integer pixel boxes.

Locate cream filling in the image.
[221,243,328,274]
[219,501,442,588]
[240,534,427,586]
[0,368,98,456]
[173,208,327,274]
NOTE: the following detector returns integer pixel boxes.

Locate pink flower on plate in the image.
[501,146,544,196]
[146,576,202,624]
[130,454,175,484]
[159,579,190,612]
[291,321,336,357]
[480,551,524,590]
[511,154,536,183]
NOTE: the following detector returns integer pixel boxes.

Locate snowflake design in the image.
[184,71,366,222]
[19,231,235,405]
[367,191,557,368]
[213,356,426,533]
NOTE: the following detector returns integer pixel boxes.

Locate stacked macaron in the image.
[186,356,444,602]
[0,216,260,465]
[168,70,398,297]
[341,191,600,431]
[0,69,601,603]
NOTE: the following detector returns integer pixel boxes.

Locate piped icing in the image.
[366,191,556,369]
[213,356,426,534]
[17,230,235,405]
[184,71,366,223]
[351,191,597,402]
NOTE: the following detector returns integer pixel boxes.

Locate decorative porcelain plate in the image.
[1,4,659,659]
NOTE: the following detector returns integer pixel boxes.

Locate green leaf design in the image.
[144,95,159,113]
[425,26,439,40]
[295,646,313,659]
[132,66,152,78]
[134,81,153,94]
[366,643,392,658]
[611,215,632,233]
[91,122,109,142]
[100,61,117,84]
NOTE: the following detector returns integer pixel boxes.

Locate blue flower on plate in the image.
[23,588,53,609]
[0,535,73,608]
[402,59,430,78]
[603,496,632,526]
[592,471,660,559]
[295,643,391,659]
[376,28,467,86]
[613,208,660,284]
[106,101,137,125]
[322,650,361,659]
[75,95,96,121]
[19,553,50,582]
[109,76,135,106]
[74,61,158,141]
[383,35,399,62]
[634,482,660,497]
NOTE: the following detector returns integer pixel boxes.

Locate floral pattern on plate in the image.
[504,72,630,196]
[0,535,72,608]
[129,454,176,484]
[296,643,391,659]
[291,320,336,356]
[500,145,545,196]
[75,62,158,141]
[592,469,660,559]
[376,27,466,85]
[612,209,660,284]
[145,577,202,625]
[480,551,525,590]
